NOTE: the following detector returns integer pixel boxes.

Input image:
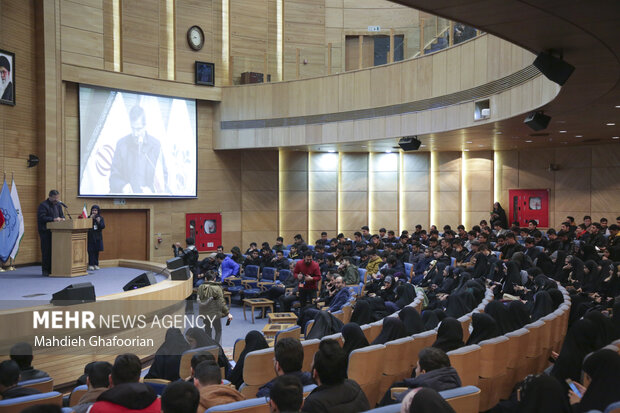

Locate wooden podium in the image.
[47,219,92,277]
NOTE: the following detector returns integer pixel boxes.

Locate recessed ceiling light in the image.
[420,145,426,148]
[385,150,392,153]
[559,130,567,133]
[613,136,619,140]
[607,123,616,126]
[463,149,470,151]
[495,131,503,135]
[525,140,533,143]
[466,141,473,144]
[575,135,583,138]
[615,105,620,108]
[478,144,484,147]
[327,150,335,153]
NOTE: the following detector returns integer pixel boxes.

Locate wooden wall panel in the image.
[283,0,326,80]
[401,152,429,230]
[279,151,308,244]
[463,151,492,229]
[121,0,160,77]
[0,0,40,265]
[308,152,338,241]
[369,153,398,233]
[229,0,270,83]
[60,0,104,69]
[175,0,215,84]
[339,153,367,235]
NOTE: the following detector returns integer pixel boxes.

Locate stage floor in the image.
[0,266,167,310]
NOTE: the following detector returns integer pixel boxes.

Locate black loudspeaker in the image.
[166,256,184,270]
[170,265,190,281]
[533,52,575,86]
[122,272,157,291]
[524,111,551,131]
[51,283,96,305]
[398,136,422,151]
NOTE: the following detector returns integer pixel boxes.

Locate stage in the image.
[0,265,167,310]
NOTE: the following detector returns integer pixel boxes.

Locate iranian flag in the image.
[81,203,88,219]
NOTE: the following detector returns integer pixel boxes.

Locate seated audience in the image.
[371,317,407,345]
[466,313,500,345]
[227,330,269,389]
[400,387,457,413]
[9,342,49,381]
[432,317,464,353]
[257,338,313,397]
[0,359,41,400]
[161,380,200,413]
[73,361,112,413]
[569,348,620,412]
[269,375,304,413]
[90,353,160,413]
[194,361,244,411]
[302,339,370,412]
[341,323,369,364]
[145,327,189,381]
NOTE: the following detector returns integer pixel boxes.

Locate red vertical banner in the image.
[507,189,550,228]
[186,213,222,252]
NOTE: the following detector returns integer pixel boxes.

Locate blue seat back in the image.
[278,269,291,283]
[244,265,259,279]
[282,249,290,257]
[358,268,367,283]
[261,267,276,282]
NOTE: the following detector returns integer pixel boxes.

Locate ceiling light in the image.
[495,131,503,135]
[613,136,619,140]
[466,141,472,144]
[615,105,620,108]
[559,130,567,133]
[525,140,533,143]
[478,144,484,147]
[607,123,616,126]
[385,150,392,153]
[327,150,335,153]
[420,145,426,148]
[575,135,583,138]
[463,149,470,151]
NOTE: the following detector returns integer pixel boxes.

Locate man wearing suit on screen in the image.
[109,105,168,194]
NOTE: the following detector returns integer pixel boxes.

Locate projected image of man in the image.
[109,105,168,194]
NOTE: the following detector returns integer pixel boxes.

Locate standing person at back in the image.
[295,251,321,308]
[197,270,233,344]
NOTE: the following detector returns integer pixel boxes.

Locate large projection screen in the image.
[79,85,197,198]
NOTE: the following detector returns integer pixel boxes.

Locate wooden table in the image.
[262,323,296,339]
[242,298,274,324]
[268,312,298,324]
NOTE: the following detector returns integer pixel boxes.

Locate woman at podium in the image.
[87,205,105,271]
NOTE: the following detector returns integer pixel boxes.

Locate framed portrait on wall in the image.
[0,49,15,106]
[195,61,214,86]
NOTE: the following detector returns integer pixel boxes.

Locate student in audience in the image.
[550,318,599,384]
[216,252,240,280]
[432,317,464,353]
[194,361,244,411]
[401,387,457,413]
[380,347,462,407]
[257,338,314,397]
[185,352,216,382]
[184,327,230,376]
[341,323,369,364]
[302,339,370,412]
[499,373,571,413]
[269,375,304,413]
[0,359,41,399]
[466,313,500,345]
[9,342,49,381]
[73,361,112,413]
[371,316,407,345]
[227,330,269,389]
[145,327,189,381]
[161,380,200,413]
[569,348,620,412]
[398,306,424,335]
[90,354,161,413]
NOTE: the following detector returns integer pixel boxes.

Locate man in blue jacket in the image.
[215,253,239,281]
[296,276,350,328]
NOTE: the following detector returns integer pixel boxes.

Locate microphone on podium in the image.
[58,201,73,220]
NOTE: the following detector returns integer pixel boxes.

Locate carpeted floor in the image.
[0,265,166,310]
